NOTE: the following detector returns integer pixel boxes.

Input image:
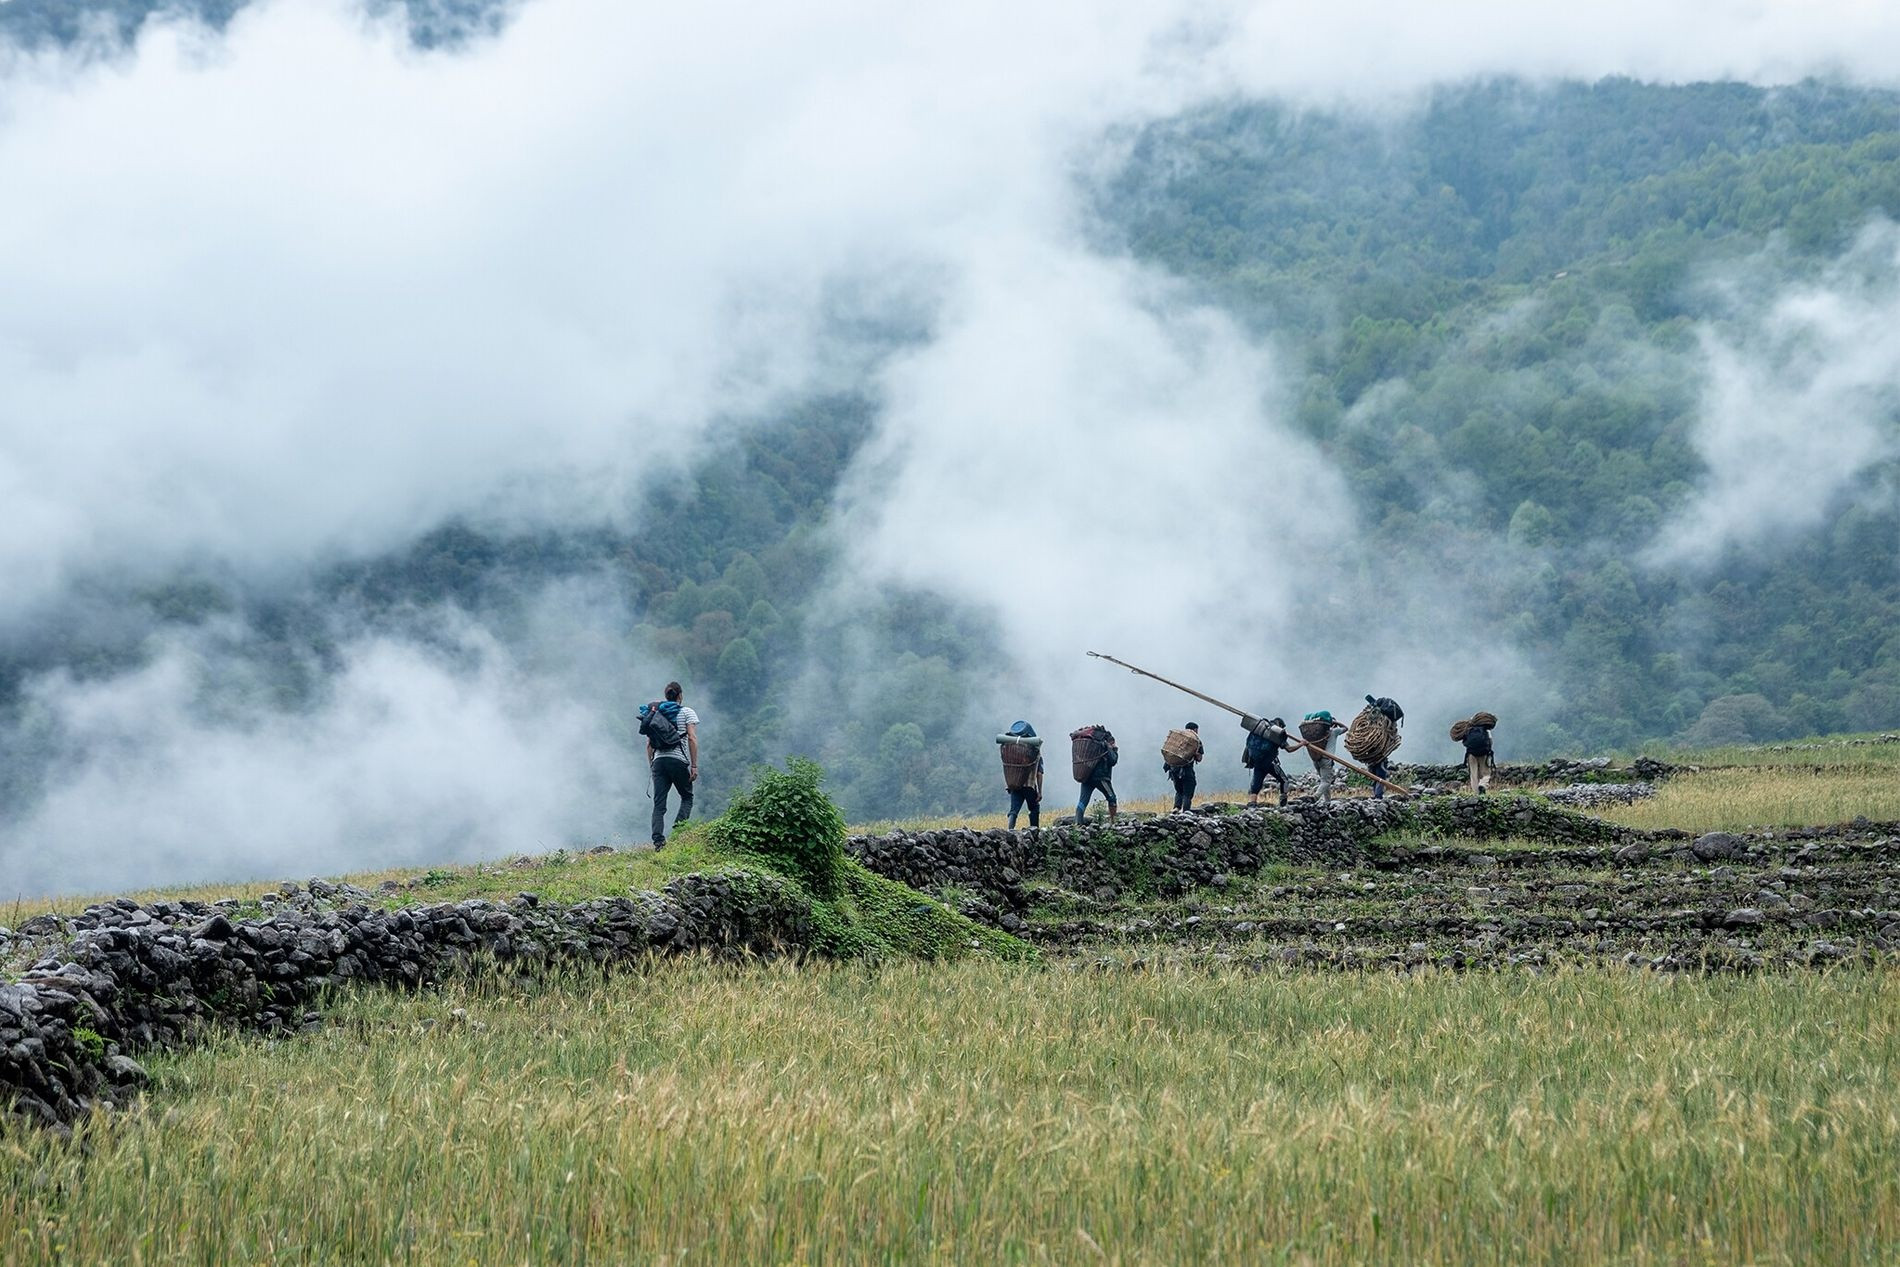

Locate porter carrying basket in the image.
[1161,728,1200,768]
[1070,727,1111,783]
[1000,742,1041,794]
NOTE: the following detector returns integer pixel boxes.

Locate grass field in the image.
[2,960,1895,1265]
[1660,734,1900,770]
[1596,765,1900,833]
[1597,736,1900,833]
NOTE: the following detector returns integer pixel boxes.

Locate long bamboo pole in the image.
[1086,651,1411,798]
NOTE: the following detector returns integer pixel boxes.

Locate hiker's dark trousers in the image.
[651,755,693,843]
[1008,787,1040,829]
[1369,759,1391,799]
[1249,759,1287,804]
[1170,768,1197,811]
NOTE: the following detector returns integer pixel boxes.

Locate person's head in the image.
[1269,717,1285,729]
[1185,721,1199,732]
[665,681,683,702]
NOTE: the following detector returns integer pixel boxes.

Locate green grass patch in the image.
[812,861,1031,961]
[364,823,728,908]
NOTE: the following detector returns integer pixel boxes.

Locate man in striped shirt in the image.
[645,681,700,847]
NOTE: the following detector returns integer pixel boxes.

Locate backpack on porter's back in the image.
[1244,729,1282,769]
[1299,717,1336,744]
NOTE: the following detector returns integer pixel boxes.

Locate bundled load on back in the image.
[1070,725,1113,782]
[996,724,1043,793]
[1161,727,1201,767]
[1299,716,1335,743]
[1448,710,1499,742]
[1345,695,1404,765]
[1239,715,1287,768]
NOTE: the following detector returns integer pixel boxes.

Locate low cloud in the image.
[3,587,644,898]
[1652,220,1900,567]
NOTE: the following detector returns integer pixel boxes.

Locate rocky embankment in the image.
[1387,755,1679,787]
[847,799,1899,974]
[1,870,811,1130]
[847,794,1629,924]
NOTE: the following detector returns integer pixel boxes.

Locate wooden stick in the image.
[1086,651,1412,798]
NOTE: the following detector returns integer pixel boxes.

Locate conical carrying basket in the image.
[1000,743,1041,793]
[1070,728,1110,783]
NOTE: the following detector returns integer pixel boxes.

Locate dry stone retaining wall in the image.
[845,794,1635,918]
[1,869,810,1130]
[1389,755,1678,787]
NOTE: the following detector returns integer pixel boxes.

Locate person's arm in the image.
[645,739,654,762]
[686,722,700,780]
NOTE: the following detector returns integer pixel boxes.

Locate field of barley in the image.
[4,961,1899,1265]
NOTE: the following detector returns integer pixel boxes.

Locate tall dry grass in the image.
[2,960,1895,1264]
[1598,766,1900,833]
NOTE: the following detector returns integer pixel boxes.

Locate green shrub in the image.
[709,758,848,897]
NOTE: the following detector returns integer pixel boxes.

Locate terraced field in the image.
[1032,822,1900,970]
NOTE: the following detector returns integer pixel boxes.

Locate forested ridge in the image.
[4,11,1899,829]
[1107,78,1900,754]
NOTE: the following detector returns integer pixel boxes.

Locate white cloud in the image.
[1651,220,1900,567]
[6,0,1894,625]
[1209,0,1900,102]
[5,616,633,898]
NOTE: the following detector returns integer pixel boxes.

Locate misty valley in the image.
[4,66,1900,892]
[3,4,1900,1262]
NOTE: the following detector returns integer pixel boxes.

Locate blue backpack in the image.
[638,700,685,749]
[1244,727,1284,769]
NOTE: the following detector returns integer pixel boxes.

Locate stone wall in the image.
[846,794,1635,919]
[2,869,811,1130]
[1390,755,1679,787]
